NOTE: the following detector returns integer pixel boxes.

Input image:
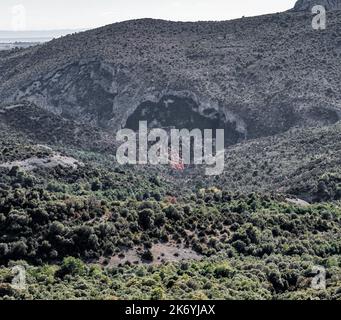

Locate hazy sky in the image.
[1,0,297,31]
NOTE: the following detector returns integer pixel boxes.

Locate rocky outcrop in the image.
[0,152,82,171]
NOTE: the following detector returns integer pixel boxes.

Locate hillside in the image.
[188,122,341,202]
[1,101,341,203]
[0,101,341,300]
[0,102,117,153]
[0,10,341,145]
[1,1,341,301]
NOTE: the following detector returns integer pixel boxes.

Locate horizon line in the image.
[0,10,300,33]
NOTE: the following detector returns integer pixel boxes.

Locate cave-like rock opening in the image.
[125,95,244,145]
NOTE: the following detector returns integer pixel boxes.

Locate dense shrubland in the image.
[1,157,341,299]
[1,118,341,300]
[1,161,341,265]
[0,254,340,300]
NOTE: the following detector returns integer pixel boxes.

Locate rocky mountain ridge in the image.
[0,9,341,146]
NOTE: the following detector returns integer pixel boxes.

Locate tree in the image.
[11,241,28,258]
[151,287,165,300]
[57,257,86,278]
[164,206,181,221]
[141,250,153,262]
[138,209,154,230]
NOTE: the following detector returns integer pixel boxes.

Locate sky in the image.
[0,0,297,31]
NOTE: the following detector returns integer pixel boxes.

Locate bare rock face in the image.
[293,0,341,11]
[0,153,82,171]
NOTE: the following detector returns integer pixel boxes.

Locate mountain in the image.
[1,4,341,301]
[293,0,341,11]
[0,10,341,146]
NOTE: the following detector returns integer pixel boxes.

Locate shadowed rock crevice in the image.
[125,95,246,145]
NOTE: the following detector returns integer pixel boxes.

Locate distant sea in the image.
[0,29,84,43]
[0,29,84,50]
[0,37,52,43]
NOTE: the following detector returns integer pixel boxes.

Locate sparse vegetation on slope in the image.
[189,123,341,202]
[0,11,340,141]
